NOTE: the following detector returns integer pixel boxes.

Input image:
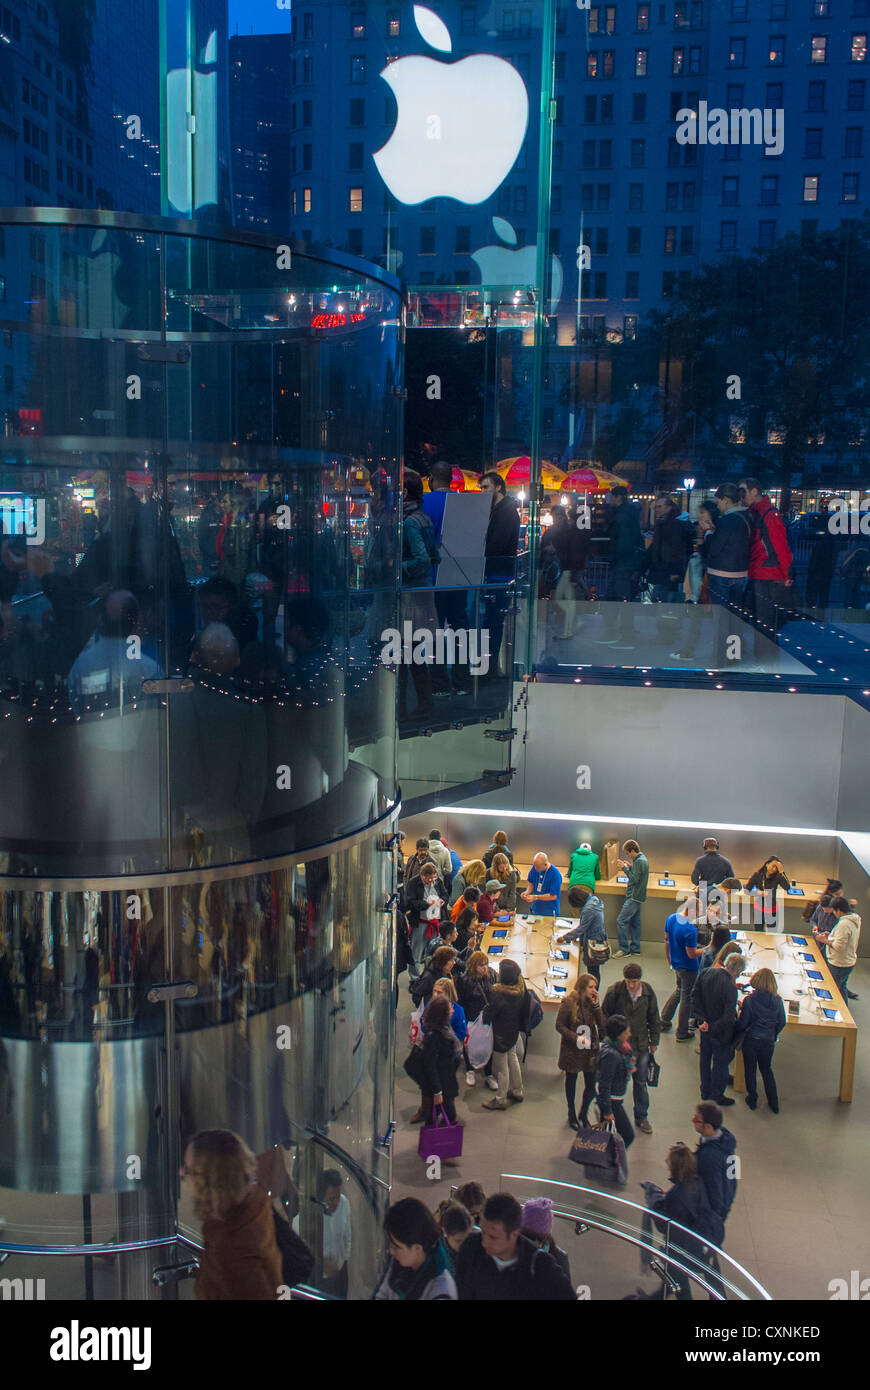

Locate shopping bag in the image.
[408,1002,424,1047]
[568,1124,617,1172]
[601,839,620,880]
[646,1057,661,1088]
[466,1015,494,1069]
[418,1105,464,1161]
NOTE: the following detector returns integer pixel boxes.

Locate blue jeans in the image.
[828,963,854,1002]
[632,1048,650,1122]
[742,1036,778,1108]
[617,898,642,953]
[699,1031,732,1102]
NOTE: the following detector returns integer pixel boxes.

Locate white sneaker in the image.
[465,1071,476,1087]
[486,1076,499,1091]
[612,949,627,958]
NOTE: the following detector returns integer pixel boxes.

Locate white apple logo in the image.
[471,217,563,314]
[373,5,529,205]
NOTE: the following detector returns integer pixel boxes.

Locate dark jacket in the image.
[606,500,644,571]
[395,908,413,977]
[482,979,527,1053]
[596,1037,634,1114]
[492,869,520,912]
[404,850,434,883]
[602,979,661,1052]
[549,519,588,575]
[745,867,790,923]
[645,512,693,584]
[691,966,739,1044]
[484,494,521,562]
[691,850,734,887]
[652,1177,725,1255]
[483,844,515,869]
[556,994,605,1074]
[735,989,786,1044]
[405,872,448,929]
[561,894,606,950]
[410,960,460,1006]
[702,508,751,577]
[419,1024,462,1100]
[458,968,496,1023]
[195,1185,283,1301]
[695,1127,738,1227]
[454,1230,576,1301]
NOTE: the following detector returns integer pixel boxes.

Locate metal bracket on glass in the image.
[647,1257,683,1295]
[146,981,198,1003]
[382,893,400,912]
[152,1259,200,1287]
[574,1221,590,1235]
[137,344,191,365]
[141,678,194,695]
[378,831,403,852]
[377,1121,397,1152]
[484,728,516,741]
[482,769,514,783]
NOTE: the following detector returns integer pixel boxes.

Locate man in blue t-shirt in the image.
[660,898,704,1040]
[521,852,563,917]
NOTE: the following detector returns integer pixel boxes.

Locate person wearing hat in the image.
[568,841,601,892]
[477,880,502,924]
[520,1199,572,1283]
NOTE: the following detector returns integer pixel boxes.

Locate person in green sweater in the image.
[568,842,601,891]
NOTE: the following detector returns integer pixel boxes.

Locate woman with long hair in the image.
[490,851,520,912]
[481,958,528,1110]
[183,1129,282,1300]
[449,858,489,906]
[645,1143,723,1300]
[457,949,498,1091]
[482,830,514,870]
[746,856,790,930]
[735,967,786,1113]
[555,972,604,1130]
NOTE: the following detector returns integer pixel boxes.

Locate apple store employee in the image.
[522,853,563,917]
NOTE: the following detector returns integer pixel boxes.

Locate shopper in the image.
[560,884,608,984]
[692,1100,738,1291]
[520,1198,572,1283]
[644,1145,723,1300]
[454,1193,576,1301]
[479,881,502,924]
[426,829,453,883]
[703,484,752,658]
[481,959,527,1110]
[614,839,648,957]
[692,953,746,1106]
[478,471,521,676]
[746,856,790,931]
[661,897,703,1040]
[410,944,458,1010]
[436,1201,474,1268]
[738,478,794,632]
[596,1014,637,1155]
[490,852,520,912]
[556,972,605,1130]
[422,920,459,964]
[290,1169,352,1300]
[602,963,661,1135]
[399,471,438,720]
[691,838,735,891]
[453,1182,486,1225]
[521,851,563,917]
[810,894,836,960]
[184,1129,283,1301]
[405,862,449,970]
[458,951,499,1091]
[451,885,481,923]
[699,925,733,972]
[405,837,435,885]
[568,840,601,891]
[374,1199,457,1300]
[735,967,786,1113]
[427,976,467,1046]
[449,858,488,906]
[453,907,482,958]
[416,994,463,1141]
[815,897,861,1002]
[482,829,514,869]
[644,495,693,622]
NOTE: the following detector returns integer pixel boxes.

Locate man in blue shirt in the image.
[660,897,704,1041]
[521,852,563,917]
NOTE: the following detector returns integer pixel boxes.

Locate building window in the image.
[636,3,650,28]
[688,46,702,73]
[350,98,365,127]
[303,144,312,170]
[627,226,642,253]
[388,11,401,37]
[673,47,685,74]
[666,182,679,210]
[625,271,640,298]
[348,142,363,170]
[662,270,676,296]
[594,226,609,255]
[598,183,611,210]
[555,50,566,80]
[680,225,694,254]
[350,55,365,83]
[635,49,648,75]
[731,0,748,13]
[727,83,745,108]
[551,185,562,213]
[632,93,647,120]
[303,55,313,83]
[674,1,689,26]
[303,100,312,126]
[770,0,788,15]
[291,189,296,216]
[460,5,476,34]
[853,34,868,61]
[514,185,527,213]
[845,126,863,156]
[843,172,860,200]
[588,52,598,78]
[729,37,746,66]
[303,12,313,40]
[303,187,312,213]
[761,173,779,203]
[599,139,612,168]
[808,80,826,110]
[583,139,596,167]
[803,174,820,201]
[592,271,607,298]
[589,5,600,31]
[601,94,614,121]
[720,221,737,250]
[624,314,638,339]
[420,226,436,254]
[553,140,563,169]
[766,82,784,107]
[549,228,561,255]
[630,138,646,166]
[722,176,739,204]
[804,128,823,157]
[347,228,363,255]
[628,182,644,210]
[769,35,786,64]
[847,79,866,108]
[758,220,777,248]
[810,35,827,62]
[664,225,677,253]
[602,50,615,76]
[582,184,594,212]
[812,0,828,12]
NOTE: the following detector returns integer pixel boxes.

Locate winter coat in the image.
[482,979,527,1053]
[195,1184,283,1301]
[606,501,644,571]
[568,846,601,889]
[556,994,605,1074]
[458,968,496,1023]
[395,908,414,977]
[691,849,735,887]
[427,839,453,881]
[405,872,449,929]
[695,1127,738,1226]
[735,989,786,1044]
[596,1037,634,1114]
[374,1241,457,1300]
[652,1177,725,1255]
[483,843,515,870]
[454,1230,576,1302]
[746,496,793,582]
[602,979,661,1052]
[419,1024,462,1100]
[410,962,452,1007]
[484,494,521,561]
[702,508,751,578]
[691,966,739,1044]
[492,869,520,912]
[645,513,693,584]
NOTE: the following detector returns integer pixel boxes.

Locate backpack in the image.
[521,986,544,1035]
[273,1213,315,1288]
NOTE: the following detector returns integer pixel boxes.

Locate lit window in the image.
[769,35,786,64]
[843,172,860,201]
[603,50,615,76]
[588,52,598,77]
[388,12,401,37]
[674,2,688,26]
[812,0,828,13]
[852,34,868,62]
[803,174,819,201]
[729,37,746,66]
[635,48,648,75]
[664,225,676,253]
[810,35,827,63]
[349,186,363,213]
[303,187,312,213]
[636,3,650,30]
[589,5,600,31]
[673,47,685,74]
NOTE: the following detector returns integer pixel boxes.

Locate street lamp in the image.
[682,476,696,491]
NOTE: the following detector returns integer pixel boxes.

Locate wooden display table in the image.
[478,912,581,1010]
[729,931,856,1103]
[515,863,821,915]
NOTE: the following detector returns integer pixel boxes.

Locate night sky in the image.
[228,0,292,37]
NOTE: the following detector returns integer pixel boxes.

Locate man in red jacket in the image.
[738,478,794,634]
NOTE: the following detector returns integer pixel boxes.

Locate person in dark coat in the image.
[405,862,449,970]
[692,1101,738,1235]
[454,1192,576,1301]
[644,495,693,623]
[416,994,463,1139]
[520,1198,572,1285]
[457,951,498,1090]
[184,1129,282,1301]
[644,1144,724,1300]
[734,967,786,1112]
[745,856,790,930]
[481,958,527,1110]
[691,837,735,891]
[482,830,514,870]
[555,972,604,1129]
[692,953,745,1106]
[596,1014,636,1154]
[602,962,660,1134]
[409,945,458,1009]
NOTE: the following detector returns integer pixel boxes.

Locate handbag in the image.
[417,1105,464,1161]
[646,1057,661,1088]
[568,1123,617,1171]
[408,1002,424,1047]
[466,1014,494,1069]
[586,939,611,964]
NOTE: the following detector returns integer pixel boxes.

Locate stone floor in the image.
[392,944,867,1301]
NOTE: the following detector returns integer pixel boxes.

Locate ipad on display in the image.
[491,929,508,939]
[488,945,504,956]
[812,988,833,1000]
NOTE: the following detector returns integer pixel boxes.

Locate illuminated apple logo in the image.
[374,5,529,205]
[471,217,563,313]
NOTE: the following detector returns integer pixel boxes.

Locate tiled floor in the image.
[392,944,866,1300]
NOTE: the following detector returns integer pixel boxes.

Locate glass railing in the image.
[499,1173,772,1302]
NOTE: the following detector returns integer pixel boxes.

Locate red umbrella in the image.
[424,466,466,492]
[560,466,629,492]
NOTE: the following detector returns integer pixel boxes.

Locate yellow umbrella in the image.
[496,456,567,491]
[559,462,629,491]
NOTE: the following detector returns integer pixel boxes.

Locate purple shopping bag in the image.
[417,1105,464,1161]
